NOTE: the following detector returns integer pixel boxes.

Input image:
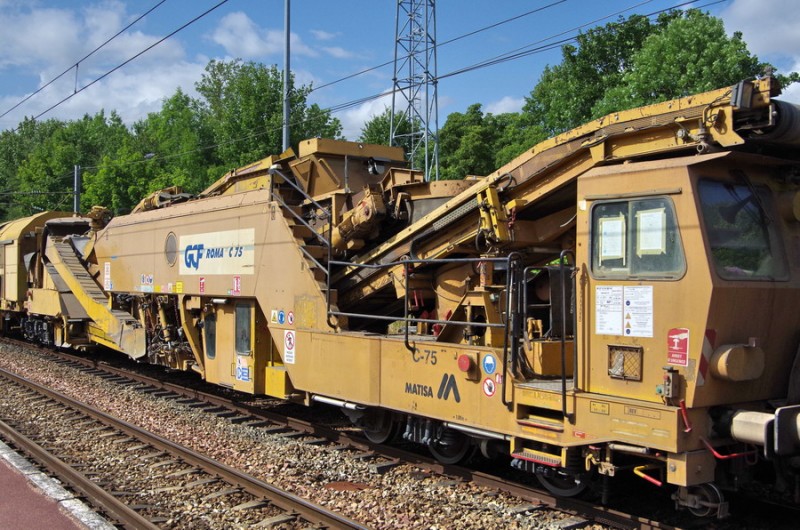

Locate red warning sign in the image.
[667,328,690,366]
[482,377,496,397]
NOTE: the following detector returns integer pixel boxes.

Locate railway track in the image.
[0,338,690,530]
[0,364,367,529]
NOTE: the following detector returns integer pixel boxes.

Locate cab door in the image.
[233,301,256,393]
[203,305,235,388]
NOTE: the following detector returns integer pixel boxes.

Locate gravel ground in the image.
[0,343,608,530]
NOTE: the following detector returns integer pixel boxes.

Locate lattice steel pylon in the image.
[390,0,439,181]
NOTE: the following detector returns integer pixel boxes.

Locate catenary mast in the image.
[390,0,439,181]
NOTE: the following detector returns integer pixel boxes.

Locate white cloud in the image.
[311,29,338,41]
[322,46,354,59]
[0,7,83,68]
[721,0,800,61]
[485,96,524,115]
[0,1,205,130]
[0,59,206,128]
[338,90,393,140]
[211,11,317,59]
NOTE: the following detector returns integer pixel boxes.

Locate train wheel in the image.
[686,483,724,518]
[362,411,397,444]
[428,429,471,465]
[536,467,588,497]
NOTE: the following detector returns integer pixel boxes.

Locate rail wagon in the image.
[5,77,800,517]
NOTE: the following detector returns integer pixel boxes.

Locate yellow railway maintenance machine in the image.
[6,77,800,517]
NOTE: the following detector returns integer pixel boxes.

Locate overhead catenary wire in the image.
[21,0,231,126]
[80,0,730,174]
[436,0,722,80]
[0,0,170,121]
[10,0,730,177]
[309,0,570,94]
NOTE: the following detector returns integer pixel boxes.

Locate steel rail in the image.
[33,346,678,530]
[0,366,368,530]
[0,416,159,529]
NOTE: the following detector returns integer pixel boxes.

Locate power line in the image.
[309,0,570,95]
[81,0,731,174]
[0,0,170,121]
[437,0,727,80]
[13,0,731,178]
[26,0,231,125]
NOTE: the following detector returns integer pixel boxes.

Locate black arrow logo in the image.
[437,373,461,403]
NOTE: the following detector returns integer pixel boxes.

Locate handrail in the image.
[267,166,337,330]
[327,256,513,328]
[327,310,506,328]
[559,249,575,422]
[268,166,331,219]
[271,191,330,249]
[501,254,522,408]
[298,244,327,272]
[329,255,512,269]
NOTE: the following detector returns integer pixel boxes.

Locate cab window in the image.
[697,178,787,280]
[235,304,251,355]
[591,197,685,279]
[204,313,216,359]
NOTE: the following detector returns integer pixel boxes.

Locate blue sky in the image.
[1,0,799,139]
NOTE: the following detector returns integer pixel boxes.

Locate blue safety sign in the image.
[482,354,497,375]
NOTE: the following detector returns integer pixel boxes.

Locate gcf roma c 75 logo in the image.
[184,244,205,270]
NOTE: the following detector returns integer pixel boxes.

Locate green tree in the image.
[358,107,416,159]
[0,118,65,218]
[594,10,767,116]
[437,104,541,180]
[523,13,678,136]
[133,88,215,194]
[11,111,135,218]
[195,59,341,180]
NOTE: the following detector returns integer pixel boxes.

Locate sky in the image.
[0,0,799,140]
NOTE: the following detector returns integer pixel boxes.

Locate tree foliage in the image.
[358,107,421,168]
[523,13,679,136]
[196,59,341,180]
[593,10,766,116]
[0,58,342,219]
[0,12,795,216]
[438,104,543,180]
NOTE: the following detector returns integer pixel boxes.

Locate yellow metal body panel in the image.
[667,450,716,487]
[14,78,800,497]
[297,137,405,161]
[0,211,70,309]
[204,304,236,388]
[25,288,61,316]
[45,239,145,358]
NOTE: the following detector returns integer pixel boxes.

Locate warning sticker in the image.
[595,286,623,335]
[623,286,653,337]
[667,328,690,366]
[482,377,496,397]
[284,330,296,364]
[596,285,654,338]
[271,310,278,324]
[236,355,251,382]
[287,311,294,326]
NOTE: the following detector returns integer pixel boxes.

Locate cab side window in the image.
[235,304,251,355]
[591,198,685,279]
[204,313,216,359]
